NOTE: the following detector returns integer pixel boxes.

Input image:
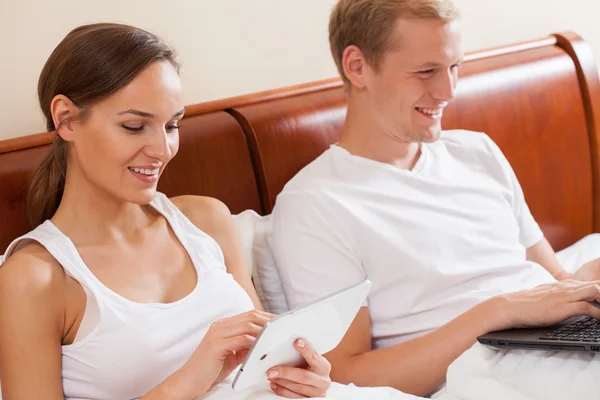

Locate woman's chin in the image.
[124,188,158,205]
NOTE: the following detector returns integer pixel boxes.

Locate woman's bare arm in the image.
[0,244,67,399]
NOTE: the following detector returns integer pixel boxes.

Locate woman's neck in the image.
[51,168,156,246]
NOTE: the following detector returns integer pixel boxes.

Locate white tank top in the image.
[0,193,255,399]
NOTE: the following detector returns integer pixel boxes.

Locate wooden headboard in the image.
[1,32,599,253]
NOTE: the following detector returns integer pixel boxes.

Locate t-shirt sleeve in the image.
[483,134,544,248]
[269,192,367,310]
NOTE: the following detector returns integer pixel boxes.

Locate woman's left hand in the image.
[267,338,332,398]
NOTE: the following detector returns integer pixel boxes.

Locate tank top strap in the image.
[150,192,201,234]
[150,193,226,268]
[1,220,97,289]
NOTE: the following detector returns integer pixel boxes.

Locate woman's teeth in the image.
[128,167,159,176]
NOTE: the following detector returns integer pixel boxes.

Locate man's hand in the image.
[573,258,600,282]
[487,279,600,331]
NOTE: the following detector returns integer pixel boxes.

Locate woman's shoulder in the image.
[169,195,233,235]
[0,241,68,309]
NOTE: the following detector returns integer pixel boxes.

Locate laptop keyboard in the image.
[540,317,600,342]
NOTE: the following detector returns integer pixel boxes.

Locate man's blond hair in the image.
[329,0,460,85]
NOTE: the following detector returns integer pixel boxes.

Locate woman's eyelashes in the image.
[122,124,144,132]
[121,123,180,133]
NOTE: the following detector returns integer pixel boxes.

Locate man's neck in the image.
[338,98,422,170]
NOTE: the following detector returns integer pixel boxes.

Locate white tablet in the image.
[232,279,372,391]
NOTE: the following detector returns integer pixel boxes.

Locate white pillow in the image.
[231,210,259,277]
[231,210,289,314]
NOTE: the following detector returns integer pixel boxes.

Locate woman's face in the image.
[65,61,184,205]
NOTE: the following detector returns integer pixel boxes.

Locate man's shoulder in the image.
[279,147,341,195]
[439,130,504,162]
[440,129,495,150]
[273,147,350,218]
[438,130,516,183]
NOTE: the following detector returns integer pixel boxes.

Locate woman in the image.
[0,23,331,399]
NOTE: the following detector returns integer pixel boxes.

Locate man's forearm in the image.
[526,237,571,280]
[333,300,497,397]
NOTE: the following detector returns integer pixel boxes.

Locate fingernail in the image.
[297,339,305,348]
[268,370,279,378]
[271,382,278,390]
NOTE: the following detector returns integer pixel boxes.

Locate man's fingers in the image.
[566,284,600,303]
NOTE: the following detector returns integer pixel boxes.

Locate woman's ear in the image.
[50,95,79,141]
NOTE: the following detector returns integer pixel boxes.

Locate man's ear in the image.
[342,45,368,89]
[50,95,79,141]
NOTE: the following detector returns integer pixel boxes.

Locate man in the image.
[269,0,600,397]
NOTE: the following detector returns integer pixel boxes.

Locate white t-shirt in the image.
[270,130,556,349]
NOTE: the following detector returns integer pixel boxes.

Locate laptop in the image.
[478,304,600,353]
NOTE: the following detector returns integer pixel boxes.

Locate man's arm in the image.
[528,237,600,283]
[325,305,494,396]
[526,238,573,281]
[325,282,600,396]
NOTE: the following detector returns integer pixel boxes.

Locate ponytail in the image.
[26,136,68,227]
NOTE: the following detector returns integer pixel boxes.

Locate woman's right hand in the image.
[487,280,600,332]
[179,309,275,397]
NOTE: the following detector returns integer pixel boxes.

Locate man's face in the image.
[361,18,463,144]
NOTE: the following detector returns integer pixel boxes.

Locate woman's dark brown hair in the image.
[27,23,179,227]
